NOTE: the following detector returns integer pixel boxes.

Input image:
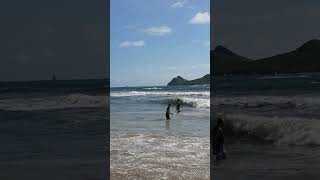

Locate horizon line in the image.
[0,78,110,83]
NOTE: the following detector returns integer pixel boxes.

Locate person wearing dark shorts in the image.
[166,104,173,120]
[176,98,181,113]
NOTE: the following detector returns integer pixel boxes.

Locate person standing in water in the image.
[166,104,173,120]
[213,118,227,160]
[176,98,182,113]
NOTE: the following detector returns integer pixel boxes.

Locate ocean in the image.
[0,79,108,180]
[110,85,210,179]
[212,73,320,180]
[4,74,318,179]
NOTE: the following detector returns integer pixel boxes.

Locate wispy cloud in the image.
[191,40,201,43]
[189,12,210,24]
[141,26,172,36]
[166,64,209,71]
[171,1,186,8]
[167,66,178,70]
[119,40,145,48]
[192,40,210,47]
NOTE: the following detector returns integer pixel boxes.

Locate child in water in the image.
[166,104,173,120]
[176,98,182,113]
[212,118,227,160]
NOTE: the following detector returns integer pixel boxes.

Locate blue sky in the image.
[111,0,210,87]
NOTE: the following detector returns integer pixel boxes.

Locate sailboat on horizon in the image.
[52,73,56,81]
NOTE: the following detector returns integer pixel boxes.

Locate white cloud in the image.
[189,12,210,24]
[141,26,172,36]
[204,41,210,47]
[166,64,209,71]
[192,40,201,43]
[119,40,145,48]
[168,66,177,70]
[171,1,186,8]
[192,40,210,47]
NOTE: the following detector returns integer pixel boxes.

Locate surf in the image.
[111,90,209,97]
[221,114,320,146]
[0,93,107,111]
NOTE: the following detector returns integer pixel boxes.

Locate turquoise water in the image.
[111,85,210,179]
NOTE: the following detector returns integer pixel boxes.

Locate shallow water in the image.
[111,85,210,179]
[212,141,320,180]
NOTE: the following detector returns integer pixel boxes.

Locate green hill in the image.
[212,39,320,75]
[167,74,210,86]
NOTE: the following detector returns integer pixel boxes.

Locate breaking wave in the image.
[111,91,209,97]
[164,97,210,108]
[143,87,163,90]
[222,114,320,146]
[111,90,210,108]
[0,93,107,111]
[213,95,320,109]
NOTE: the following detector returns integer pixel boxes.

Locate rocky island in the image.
[167,74,210,86]
[212,39,320,75]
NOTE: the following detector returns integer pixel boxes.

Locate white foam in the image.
[111,132,209,179]
[224,114,320,146]
[179,97,210,108]
[111,91,210,108]
[111,91,209,97]
[143,87,163,90]
[213,95,320,109]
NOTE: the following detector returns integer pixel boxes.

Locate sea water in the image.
[0,80,107,180]
[212,73,320,180]
[111,85,210,179]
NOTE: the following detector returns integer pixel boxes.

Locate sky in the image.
[111,0,210,87]
[212,0,320,59]
[0,0,108,81]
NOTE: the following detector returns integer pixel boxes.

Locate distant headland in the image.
[167,74,210,86]
[212,39,320,75]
